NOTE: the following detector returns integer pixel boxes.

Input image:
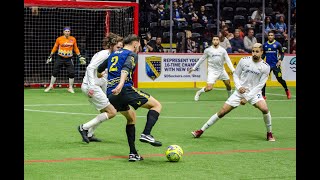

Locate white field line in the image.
[24,109,296,119]
[24,99,295,107]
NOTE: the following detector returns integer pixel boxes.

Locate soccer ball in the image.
[165,145,183,162]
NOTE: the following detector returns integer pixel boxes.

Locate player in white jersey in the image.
[191,43,276,142]
[188,35,235,101]
[78,33,123,143]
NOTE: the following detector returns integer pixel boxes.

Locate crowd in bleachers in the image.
[139,0,296,54]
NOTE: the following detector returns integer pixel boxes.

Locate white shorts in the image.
[81,83,110,111]
[207,70,230,84]
[225,90,264,107]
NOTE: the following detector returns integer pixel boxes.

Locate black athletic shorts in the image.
[107,86,150,111]
[270,66,283,78]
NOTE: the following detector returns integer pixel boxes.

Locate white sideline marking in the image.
[24,109,296,119]
[24,99,295,107]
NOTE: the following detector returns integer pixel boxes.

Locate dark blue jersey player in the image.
[261,30,291,99]
[97,34,163,162]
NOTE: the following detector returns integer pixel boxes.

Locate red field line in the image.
[24,147,296,164]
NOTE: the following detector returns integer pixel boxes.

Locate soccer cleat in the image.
[78,125,90,143]
[263,95,267,100]
[68,88,75,93]
[194,91,201,101]
[191,129,203,138]
[286,89,291,99]
[267,132,276,142]
[139,134,162,147]
[44,86,53,92]
[128,153,144,162]
[88,135,102,142]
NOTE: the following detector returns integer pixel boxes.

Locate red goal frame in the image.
[24,0,139,88]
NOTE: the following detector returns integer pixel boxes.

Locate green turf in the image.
[24,87,296,180]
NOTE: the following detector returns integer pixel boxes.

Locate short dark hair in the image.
[212,35,219,38]
[123,34,140,45]
[268,30,275,35]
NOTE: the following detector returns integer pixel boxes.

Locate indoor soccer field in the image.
[24,87,296,179]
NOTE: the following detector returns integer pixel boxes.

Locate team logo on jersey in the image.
[145,56,162,80]
[289,57,296,72]
[273,44,277,48]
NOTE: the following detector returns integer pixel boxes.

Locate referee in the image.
[44,26,86,93]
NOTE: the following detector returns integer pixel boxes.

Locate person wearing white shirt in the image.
[78,33,123,143]
[191,43,276,142]
[188,35,235,101]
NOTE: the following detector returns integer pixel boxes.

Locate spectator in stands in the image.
[156,2,168,21]
[185,30,198,53]
[230,29,247,53]
[186,9,199,24]
[152,37,164,52]
[218,31,232,53]
[197,5,209,27]
[142,32,155,52]
[238,25,245,40]
[250,7,265,33]
[172,1,186,24]
[265,16,276,36]
[222,26,234,40]
[184,0,195,16]
[275,15,288,40]
[244,28,257,53]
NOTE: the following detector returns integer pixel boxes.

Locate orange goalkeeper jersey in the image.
[51,36,80,58]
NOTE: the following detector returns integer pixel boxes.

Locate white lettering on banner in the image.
[138,54,206,82]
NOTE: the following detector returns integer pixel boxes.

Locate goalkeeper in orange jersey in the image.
[44,26,86,93]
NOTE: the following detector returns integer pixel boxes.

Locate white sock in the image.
[227,90,232,97]
[263,111,272,132]
[69,78,74,89]
[88,125,98,137]
[83,112,108,130]
[49,76,56,87]
[198,87,205,94]
[201,113,220,131]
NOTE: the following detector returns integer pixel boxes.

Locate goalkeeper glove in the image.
[46,56,52,64]
[78,55,86,65]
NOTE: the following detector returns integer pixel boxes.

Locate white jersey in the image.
[192,45,235,72]
[233,56,270,101]
[82,49,110,87]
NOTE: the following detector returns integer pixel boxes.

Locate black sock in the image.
[143,110,160,135]
[126,124,137,154]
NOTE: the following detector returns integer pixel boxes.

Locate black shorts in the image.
[107,86,150,112]
[270,66,283,78]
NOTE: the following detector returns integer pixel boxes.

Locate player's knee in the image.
[107,108,117,119]
[260,108,269,114]
[206,86,213,91]
[153,101,162,113]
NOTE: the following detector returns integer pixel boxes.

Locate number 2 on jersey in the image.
[109,56,118,72]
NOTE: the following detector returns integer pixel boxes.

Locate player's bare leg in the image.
[254,100,275,141]
[192,103,234,138]
[194,83,213,101]
[223,79,232,97]
[139,96,162,146]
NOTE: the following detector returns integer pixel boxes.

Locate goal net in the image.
[24,0,139,88]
